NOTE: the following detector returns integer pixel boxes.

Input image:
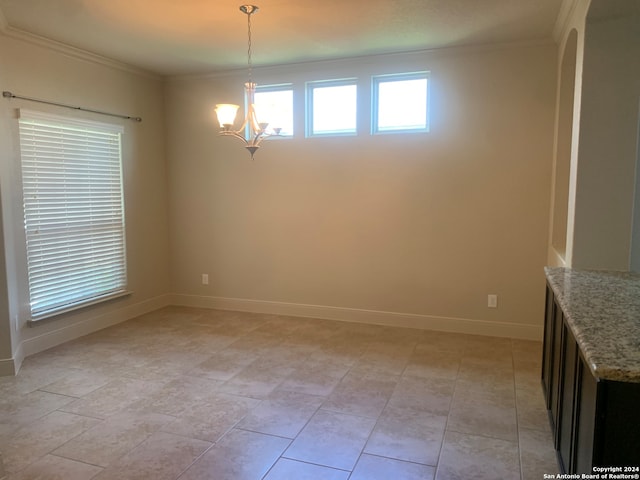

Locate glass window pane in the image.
[374,75,428,133]
[254,88,293,136]
[310,83,357,135]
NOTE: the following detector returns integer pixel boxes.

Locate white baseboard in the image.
[3,292,541,377]
[18,294,172,361]
[0,338,24,376]
[170,294,542,341]
[0,356,16,376]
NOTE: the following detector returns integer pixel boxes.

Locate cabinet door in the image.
[542,286,555,408]
[598,380,640,465]
[558,323,578,473]
[574,353,597,474]
[550,299,564,443]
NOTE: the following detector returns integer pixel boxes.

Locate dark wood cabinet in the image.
[542,287,554,409]
[573,354,598,473]
[558,321,578,472]
[542,283,640,473]
[550,299,564,446]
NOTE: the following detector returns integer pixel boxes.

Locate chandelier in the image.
[215,5,279,159]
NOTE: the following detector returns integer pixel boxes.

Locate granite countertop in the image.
[545,267,640,383]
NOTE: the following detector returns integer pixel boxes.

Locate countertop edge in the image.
[544,266,640,384]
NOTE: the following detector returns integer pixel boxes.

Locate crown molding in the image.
[0,25,160,80]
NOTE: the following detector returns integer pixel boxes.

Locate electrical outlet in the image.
[488,294,498,308]
[201,273,209,285]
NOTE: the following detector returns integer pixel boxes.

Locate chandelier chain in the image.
[247,10,253,84]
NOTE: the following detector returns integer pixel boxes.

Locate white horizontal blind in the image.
[18,109,127,321]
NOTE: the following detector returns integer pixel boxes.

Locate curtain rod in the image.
[2,91,142,122]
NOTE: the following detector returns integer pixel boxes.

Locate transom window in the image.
[372,72,429,134]
[245,73,430,139]
[306,79,358,137]
[254,84,294,137]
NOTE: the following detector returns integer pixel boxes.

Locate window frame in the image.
[371,71,430,135]
[305,78,358,137]
[18,109,129,322]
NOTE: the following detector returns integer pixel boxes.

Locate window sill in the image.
[27,290,133,326]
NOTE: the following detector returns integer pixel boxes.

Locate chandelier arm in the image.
[220,128,273,148]
[235,114,250,135]
[248,113,262,135]
[220,130,251,145]
[253,135,267,147]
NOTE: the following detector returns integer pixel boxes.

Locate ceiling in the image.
[0,0,565,76]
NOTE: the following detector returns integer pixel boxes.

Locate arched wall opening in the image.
[551,29,578,262]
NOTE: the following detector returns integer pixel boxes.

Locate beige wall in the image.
[0,26,559,373]
[553,0,640,271]
[570,4,640,270]
[0,32,171,371]
[0,37,13,374]
[549,0,640,273]
[0,184,12,374]
[553,0,589,269]
[166,43,557,339]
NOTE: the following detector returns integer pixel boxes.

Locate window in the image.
[306,79,357,136]
[18,109,128,321]
[254,84,294,137]
[372,72,429,134]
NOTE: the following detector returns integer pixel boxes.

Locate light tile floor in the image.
[0,307,559,479]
